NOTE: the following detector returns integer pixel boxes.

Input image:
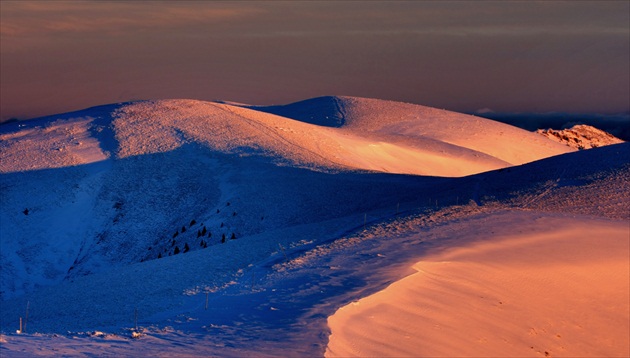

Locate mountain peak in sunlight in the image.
[0,96,573,177]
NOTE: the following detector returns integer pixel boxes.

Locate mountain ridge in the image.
[1,96,573,176]
[0,96,610,301]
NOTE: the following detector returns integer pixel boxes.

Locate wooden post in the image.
[363,213,366,230]
[19,317,22,333]
[134,307,138,331]
[205,292,209,310]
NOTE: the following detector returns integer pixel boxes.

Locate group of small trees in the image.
[158,204,240,259]
[172,243,190,255]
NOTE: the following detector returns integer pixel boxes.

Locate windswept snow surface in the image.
[326,216,629,357]
[0,96,626,357]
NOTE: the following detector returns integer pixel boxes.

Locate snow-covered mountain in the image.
[0,96,627,356]
[2,96,573,176]
[0,96,573,300]
[536,124,624,149]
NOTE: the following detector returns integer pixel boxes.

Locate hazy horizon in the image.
[1,1,628,122]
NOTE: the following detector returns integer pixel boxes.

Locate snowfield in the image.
[0,96,627,357]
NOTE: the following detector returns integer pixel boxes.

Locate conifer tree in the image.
[174,246,180,254]
[221,234,226,243]
[184,243,190,253]
[230,233,236,240]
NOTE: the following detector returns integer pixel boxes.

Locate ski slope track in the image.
[0,96,627,357]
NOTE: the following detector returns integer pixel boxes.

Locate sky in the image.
[1,1,629,122]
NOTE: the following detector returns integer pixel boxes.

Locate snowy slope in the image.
[326,214,629,357]
[0,104,119,173]
[325,148,630,358]
[250,96,574,170]
[0,136,440,299]
[0,142,627,357]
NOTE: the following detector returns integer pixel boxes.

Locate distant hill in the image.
[536,124,624,149]
[473,111,630,141]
